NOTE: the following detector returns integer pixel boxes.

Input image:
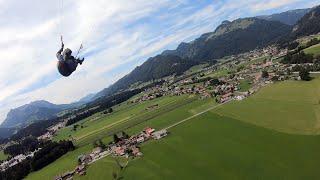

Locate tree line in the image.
[0,140,74,180]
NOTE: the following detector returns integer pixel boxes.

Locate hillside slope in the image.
[258,8,310,25]
[95,55,196,98]
[95,18,291,98]
[1,101,70,128]
[292,5,320,37]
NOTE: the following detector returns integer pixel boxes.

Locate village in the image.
[128,45,296,105]
[55,127,168,180]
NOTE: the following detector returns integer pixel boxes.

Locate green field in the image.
[121,113,320,180]
[214,79,320,135]
[27,96,217,179]
[0,151,8,161]
[304,44,320,56]
[238,80,251,92]
[185,64,208,75]
[27,79,320,179]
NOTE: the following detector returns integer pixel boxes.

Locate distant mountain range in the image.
[258,8,310,25]
[95,18,295,98]
[0,100,82,129]
[3,6,320,133]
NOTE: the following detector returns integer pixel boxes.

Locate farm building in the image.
[152,129,168,140]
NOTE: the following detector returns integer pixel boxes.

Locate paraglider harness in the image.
[57,36,83,77]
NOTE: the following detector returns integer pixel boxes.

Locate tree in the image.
[261,71,269,79]
[73,124,79,131]
[299,68,311,81]
[288,41,299,50]
[113,134,121,143]
[271,76,279,81]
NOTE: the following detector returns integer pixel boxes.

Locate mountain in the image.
[163,18,291,61]
[291,5,320,38]
[0,128,17,139]
[94,55,196,98]
[258,8,310,25]
[94,18,291,98]
[78,93,97,103]
[1,100,70,128]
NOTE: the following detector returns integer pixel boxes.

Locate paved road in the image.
[165,100,231,130]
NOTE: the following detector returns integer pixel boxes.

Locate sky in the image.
[0,0,319,123]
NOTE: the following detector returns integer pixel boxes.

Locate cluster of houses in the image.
[0,149,40,171]
[38,121,67,140]
[109,127,168,157]
[56,127,168,179]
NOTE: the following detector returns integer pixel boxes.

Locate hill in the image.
[164,18,291,60]
[1,101,71,128]
[258,8,310,25]
[94,55,196,98]
[95,18,291,98]
[292,5,320,38]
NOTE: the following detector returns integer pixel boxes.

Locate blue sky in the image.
[0,0,319,123]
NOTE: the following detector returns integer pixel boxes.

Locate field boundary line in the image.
[165,100,231,130]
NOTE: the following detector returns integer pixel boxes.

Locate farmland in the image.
[214,79,320,134]
[122,113,320,180]
[26,96,217,179]
[26,78,320,180]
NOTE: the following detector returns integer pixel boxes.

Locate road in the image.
[165,100,231,130]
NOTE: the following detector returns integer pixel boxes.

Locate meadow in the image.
[214,79,320,134]
[0,151,8,161]
[27,78,320,179]
[121,113,320,180]
[26,95,217,179]
[304,43,320,56]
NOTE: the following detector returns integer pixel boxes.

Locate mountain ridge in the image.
[1,100,80,128]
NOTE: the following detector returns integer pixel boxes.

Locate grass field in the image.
[185,64,209,75]
[27,96,216,179]
[204,68,230,78]
[27,78,320,179]
[121,113,320,180]
[0,151,8,161]
[238,80,251,92]
[214,79,320,134]
[304,44,320,56]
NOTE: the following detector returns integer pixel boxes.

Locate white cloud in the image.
[250,0,302,11]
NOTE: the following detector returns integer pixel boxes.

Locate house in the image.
[220,92,233,103]
[92,147,102,155]
[136,136,144,143]
[115,147,125,156]
[152,129,168,140]
[78,154,92,164]
[131,147,143,156]
[145,127,155,135]
[234,95,245,101]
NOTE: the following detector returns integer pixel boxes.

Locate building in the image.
[78,154,92,165]
[145,127,155,135]
[152,129,168,140]
[92,147,102,155]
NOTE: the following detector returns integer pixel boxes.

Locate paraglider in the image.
[56,36,85,77]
